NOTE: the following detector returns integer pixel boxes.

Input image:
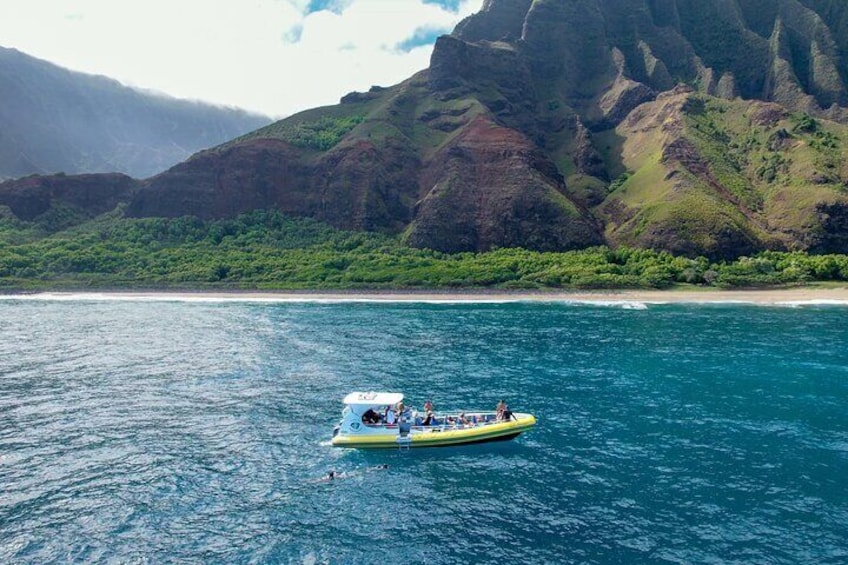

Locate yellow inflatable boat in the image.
[330,392,536,449]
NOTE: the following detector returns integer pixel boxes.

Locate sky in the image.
[0,0,484,118]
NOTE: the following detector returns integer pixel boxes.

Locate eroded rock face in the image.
[453,0,532,42]
[594,77,657,129]
[635,218,763,261]
[407,116,603,252]
[428,36,537,135]
[127,140,311,221]
[812,201,848,253]
[128,137,421,233]
[573,119,608,180]
[0,173,138,220]
[313,137,421,232]
[450,0,848,121]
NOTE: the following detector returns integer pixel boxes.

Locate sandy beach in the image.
[4,286,848,305]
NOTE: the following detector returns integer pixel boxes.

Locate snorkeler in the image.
[319,464,388,481]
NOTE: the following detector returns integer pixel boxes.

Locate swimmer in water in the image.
[319,464,388,482]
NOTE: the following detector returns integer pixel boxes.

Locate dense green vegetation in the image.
[275,115,365,150]
[229,115,366,151]
[2,210,848,291]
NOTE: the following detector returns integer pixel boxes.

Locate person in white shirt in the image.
[396,401,410,423]
[385,405,397,425]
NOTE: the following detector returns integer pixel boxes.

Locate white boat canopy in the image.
[342,392,404,407]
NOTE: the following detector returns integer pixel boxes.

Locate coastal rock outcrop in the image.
[0,173,138,220]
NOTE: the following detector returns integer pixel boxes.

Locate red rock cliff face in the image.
[407,116,602,252]
[0,173,138,220]
[127,139,310,221]
[127,136,420,233]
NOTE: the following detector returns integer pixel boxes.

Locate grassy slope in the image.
[219,72,489,163]
[598,92,848,256]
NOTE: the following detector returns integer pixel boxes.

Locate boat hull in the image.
[331,413,536,449]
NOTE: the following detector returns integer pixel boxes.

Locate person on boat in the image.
[457,413,470,426]
[362,408,380,424]
[423,400,433,412]
[496,399,507,420]
[422,410,436,426]
[396,401,409,423]
[385,405,397,425]
[498,401,515,421]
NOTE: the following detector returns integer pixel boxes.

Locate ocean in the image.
[1,295,846,564]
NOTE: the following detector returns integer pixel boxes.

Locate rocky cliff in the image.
[4,0,848,259]
[454,0,848,121]
[0,173,138,222]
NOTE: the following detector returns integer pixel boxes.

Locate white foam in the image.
[557,300,651,310]
[0,292,653,308]
[2,292,848,308]
[0,292,519,305]
[774,299,848,308]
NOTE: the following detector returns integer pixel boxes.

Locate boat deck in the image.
[332,412,536,449]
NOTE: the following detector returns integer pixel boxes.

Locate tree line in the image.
[1,210,847,290]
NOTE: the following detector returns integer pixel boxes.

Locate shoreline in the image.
[3,286,848,305]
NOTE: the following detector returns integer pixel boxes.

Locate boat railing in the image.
[360,411,506,433]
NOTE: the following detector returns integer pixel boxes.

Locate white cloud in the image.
[0,0,484,118]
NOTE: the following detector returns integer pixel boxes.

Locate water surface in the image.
[1,297,846,563]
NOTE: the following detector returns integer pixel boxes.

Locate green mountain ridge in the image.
[2,0,848,262]
[601,88,848,258]
[0,46,270,180]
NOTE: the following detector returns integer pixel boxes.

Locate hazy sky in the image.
[0,0,484,118]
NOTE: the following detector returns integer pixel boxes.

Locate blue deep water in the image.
[1,296,847,564]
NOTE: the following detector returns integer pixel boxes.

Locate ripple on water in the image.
[1,300,847,563]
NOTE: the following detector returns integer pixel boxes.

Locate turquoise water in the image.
[1,297,847,564]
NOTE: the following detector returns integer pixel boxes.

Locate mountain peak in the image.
[450,0,848,122]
